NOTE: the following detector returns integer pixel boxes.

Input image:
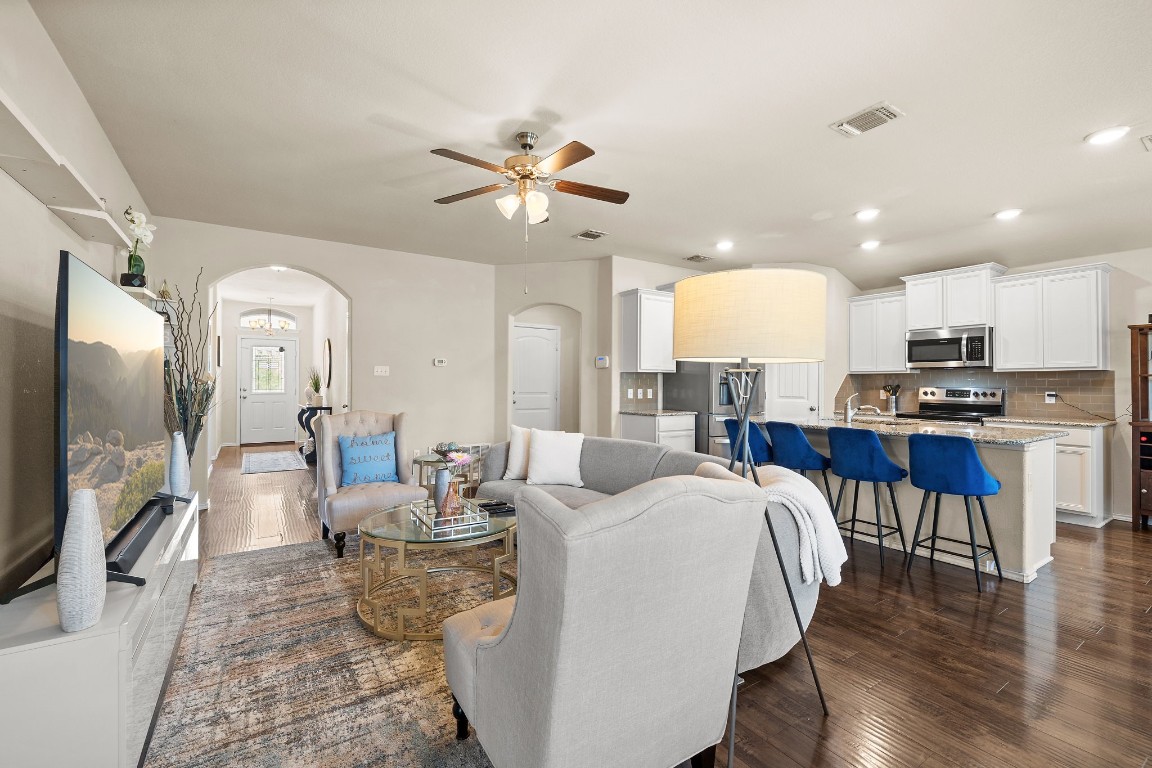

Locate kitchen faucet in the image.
[845,393,859,424]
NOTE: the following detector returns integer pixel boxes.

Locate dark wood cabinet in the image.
[1130,324,1152,530]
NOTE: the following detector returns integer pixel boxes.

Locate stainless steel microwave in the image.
[906,326,992,369]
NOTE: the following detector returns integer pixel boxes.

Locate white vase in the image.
[170,431,190,497]
[310,391,324,407]
[57,489,107,632]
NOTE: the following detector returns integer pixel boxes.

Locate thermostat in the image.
[433,358,447,367]
[595,355,609,369]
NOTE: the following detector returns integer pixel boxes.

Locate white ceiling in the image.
[215,267,334,307]
[31,1,1152,289]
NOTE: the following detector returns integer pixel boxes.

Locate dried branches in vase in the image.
[164,267,217,458]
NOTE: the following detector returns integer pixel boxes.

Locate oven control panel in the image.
[918,387,1005,404]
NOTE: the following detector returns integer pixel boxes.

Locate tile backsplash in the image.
[836,369,1116,421]
[620,372,660,411]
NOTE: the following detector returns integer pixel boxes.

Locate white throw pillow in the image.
[526,429,585,487]
[503,424,532,480]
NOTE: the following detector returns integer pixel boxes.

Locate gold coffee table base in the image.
[356,527,516,641]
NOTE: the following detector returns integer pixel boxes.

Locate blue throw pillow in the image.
[338,432,398,486]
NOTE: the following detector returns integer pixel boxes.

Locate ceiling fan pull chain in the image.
[524,205,529,294]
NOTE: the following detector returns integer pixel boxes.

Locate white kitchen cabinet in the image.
[992,264,1111,371]
[991,422,1111,526]
[848,292,906,373]
[620,413,696,450]
[620,289,675,372]
[992,276,1044,369]
[902,263,1006,331]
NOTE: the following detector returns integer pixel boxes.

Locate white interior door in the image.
[763,362,822,422]
[511,324,560,430]
[239,337,298,444]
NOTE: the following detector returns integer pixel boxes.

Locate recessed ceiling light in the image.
[716,240,734,252]
[994,208,1023,221]
[860,240,880,251]
[270,265,288,271]
[1084,126,1130,145]
[855,208,880,221]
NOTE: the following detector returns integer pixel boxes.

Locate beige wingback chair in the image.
[442,476,767,768]
[315,411,427,537]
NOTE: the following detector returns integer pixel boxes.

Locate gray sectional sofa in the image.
[477,436,821,673]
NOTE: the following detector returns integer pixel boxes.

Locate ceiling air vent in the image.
[830,102,905,137]
[1141,134,1152,152]
[573,229,608,241]
[684,254,714,263]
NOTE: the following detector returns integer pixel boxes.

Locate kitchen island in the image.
[798,418,1063,583]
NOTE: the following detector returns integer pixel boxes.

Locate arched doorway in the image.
[510,304,581,433]
[208,266,350,453]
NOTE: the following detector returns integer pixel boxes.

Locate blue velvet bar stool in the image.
[763,421,833,505]
[906,433,1004,592]
[723,418,772,465]
[827,427,908,566]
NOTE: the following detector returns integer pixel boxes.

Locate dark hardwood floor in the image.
[736,523,1152,767]
[201,452,1152,766]
[201,443,319,559]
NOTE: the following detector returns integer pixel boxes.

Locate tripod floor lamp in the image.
[673,268,830,753]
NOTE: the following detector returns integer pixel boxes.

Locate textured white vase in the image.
[57,489,107,632]
[170,431,190,497]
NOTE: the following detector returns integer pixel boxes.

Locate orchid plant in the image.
[121,206,157,275]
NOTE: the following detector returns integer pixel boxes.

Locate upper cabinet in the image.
[848,291,906,373]
[902,263,1006,331]
[992,264,1111,371]
[620,289,675,372]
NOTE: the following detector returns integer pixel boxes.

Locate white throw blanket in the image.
[756,465,848,587]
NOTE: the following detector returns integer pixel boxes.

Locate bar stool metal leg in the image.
[820,469,834,507]
[887,482,907,554]
[851,480,861,538]
[963,496,983,592]
[872,481,885,566]
[977,496,1003,580]
[908,489,931,571]
[929,493,942,563]
[834,478,847,521]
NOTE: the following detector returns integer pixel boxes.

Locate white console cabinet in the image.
[0,495,199,768]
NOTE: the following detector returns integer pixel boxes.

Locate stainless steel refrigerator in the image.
[661,361,765,456]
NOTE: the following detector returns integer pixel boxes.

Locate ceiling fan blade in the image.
[434,183,508,204]
[430,148,508,175]
[552,179,630,204]
[535,141,595,174]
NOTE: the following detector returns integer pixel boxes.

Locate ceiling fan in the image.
[431,131,629,223]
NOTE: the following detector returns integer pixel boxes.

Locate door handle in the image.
[809,406,817,411]
[241,395,247,400]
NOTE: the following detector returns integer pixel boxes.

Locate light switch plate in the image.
[627,388,634,399]
[374,365,389,376]
[647,389,654,399]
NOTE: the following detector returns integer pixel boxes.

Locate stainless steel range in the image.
[895,386,1006,424]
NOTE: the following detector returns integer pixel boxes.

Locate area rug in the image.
[240,450,308,474]
[145,538,517,768]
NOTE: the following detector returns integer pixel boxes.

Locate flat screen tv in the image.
[55,251,168,573]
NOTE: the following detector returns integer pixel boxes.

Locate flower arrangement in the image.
[121,207,156,276]
[444,451,474,474]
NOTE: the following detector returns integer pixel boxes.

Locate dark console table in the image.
[298,405,332,464]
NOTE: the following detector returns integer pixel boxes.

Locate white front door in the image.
[511,324,560,430]
[763,362,822,422]
[239,337,298,444]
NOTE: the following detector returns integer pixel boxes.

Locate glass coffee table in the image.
[356,499,517,640]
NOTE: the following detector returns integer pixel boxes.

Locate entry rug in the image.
[144,538,517,768]
[241,450,308,474]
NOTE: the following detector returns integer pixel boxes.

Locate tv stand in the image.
[0,494,198,767]
[0,567,147,605]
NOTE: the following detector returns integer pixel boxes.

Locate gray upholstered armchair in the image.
[442,475,767,768]
[315,410,427,537]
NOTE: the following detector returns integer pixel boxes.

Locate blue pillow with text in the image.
[338,432,398,486]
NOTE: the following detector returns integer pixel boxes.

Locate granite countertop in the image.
[801,418,1067,446]
[619,409,697,417]
[983,416,1118,428]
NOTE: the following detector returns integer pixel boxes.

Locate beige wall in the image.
[148,217,496,493]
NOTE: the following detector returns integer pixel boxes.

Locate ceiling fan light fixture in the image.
[495,194,520,220]
[525,190,549,216]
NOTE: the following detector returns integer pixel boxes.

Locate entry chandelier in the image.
[247,297,280,336]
